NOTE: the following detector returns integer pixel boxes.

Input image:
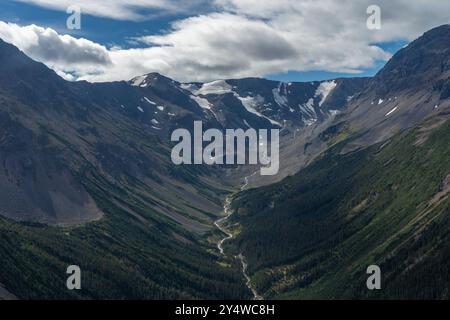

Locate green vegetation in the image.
[228,116,450,299]
[0,167,250,299]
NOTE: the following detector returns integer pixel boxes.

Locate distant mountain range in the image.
[0,24,449,299]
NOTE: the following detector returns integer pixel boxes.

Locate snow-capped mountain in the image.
[126,71,369,133]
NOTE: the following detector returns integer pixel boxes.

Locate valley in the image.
[0,24,450,300]
[214,171,262,300]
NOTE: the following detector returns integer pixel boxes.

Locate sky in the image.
[0,0,448,83]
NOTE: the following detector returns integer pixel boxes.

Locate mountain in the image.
[181,77,369,129]
[0,39,217,227]
[176,75,369,187]
[0,36,370,299]
[0,38,252,299]
[243,24,450,188]
[225,24,450,299]
[337,24,450,152]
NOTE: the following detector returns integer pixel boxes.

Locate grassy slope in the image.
[229,113,450,299]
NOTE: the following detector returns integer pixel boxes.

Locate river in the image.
[214,172,262,300]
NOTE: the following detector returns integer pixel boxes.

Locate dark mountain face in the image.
[180,77,369,129]
[0,39,71,110]
[0,111,102,225]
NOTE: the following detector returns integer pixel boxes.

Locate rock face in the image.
[368,24,450,96]
[0,112,102,225]
[182,77,369,129]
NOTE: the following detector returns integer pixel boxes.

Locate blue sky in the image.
[0,1,444,83]
[268,40,407,82]
[0,1,178,46]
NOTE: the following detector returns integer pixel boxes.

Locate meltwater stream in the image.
[214,172,262,300]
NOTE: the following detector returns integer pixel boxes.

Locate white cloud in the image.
[216,0,450,42]
[15,0,210,20]
[2,0,450,82]
[0,21,111,78]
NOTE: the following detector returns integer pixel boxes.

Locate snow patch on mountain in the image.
[300,98,316,117]
[273,82,289,107]
[385,106,398,116]
[235,93,281,126]
[298,98,318,125]
[144,97,156,105]
[193,80,232,95]
[315,80,337,106]
[329,109,340,116]
[131,75,149,87]
[304,118,317,126]
[180,83,199,93]
[191,95,212,110]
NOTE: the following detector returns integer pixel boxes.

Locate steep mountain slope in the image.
[225,24,450,299]
[229,112,450,299]
[0,40,217,228]
[337,24,450,152]
[0,39,253,299]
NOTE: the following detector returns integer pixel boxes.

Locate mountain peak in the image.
[370,24,450,95]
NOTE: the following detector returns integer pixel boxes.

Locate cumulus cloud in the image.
[217,0,450,42]
[2,0,450,82]
[0,21,111,79]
